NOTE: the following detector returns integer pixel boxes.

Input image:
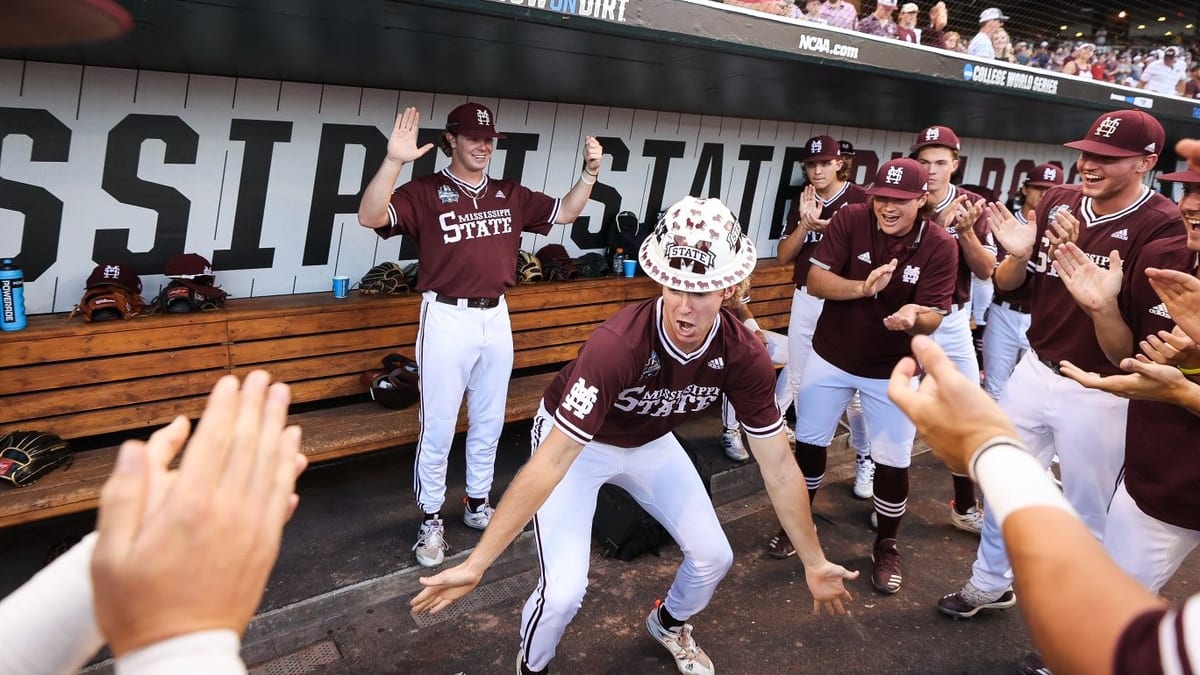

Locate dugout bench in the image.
[0,258,793,529]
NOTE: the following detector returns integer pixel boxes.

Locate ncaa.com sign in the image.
[797,34,860,60]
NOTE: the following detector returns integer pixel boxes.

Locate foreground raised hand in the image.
[92,371,307,657]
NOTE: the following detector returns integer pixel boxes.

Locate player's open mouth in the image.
[1081,172,1103,185]
[676,320,695,334]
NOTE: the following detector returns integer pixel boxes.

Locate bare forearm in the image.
[358,158,406,229]
[757,444,827,569]
[1087,307,1135,366]
[807,267,867,301]
[777,231,806,262]
[909,311,943,336]
[1006,507,1164,675]
[993,255,1029,291]
[555,176,596,224]
[958,235,996,280]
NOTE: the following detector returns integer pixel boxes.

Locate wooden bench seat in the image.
[0,258,794,528]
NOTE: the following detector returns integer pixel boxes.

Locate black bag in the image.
[591,484,671,562]
[605,211,649,269]
[575,252,610,278]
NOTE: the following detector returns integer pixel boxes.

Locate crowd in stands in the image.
[723,0,1200,97]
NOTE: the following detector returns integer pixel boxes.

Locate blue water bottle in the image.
[0,258,27,331]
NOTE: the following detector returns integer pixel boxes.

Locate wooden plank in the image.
[513,323,602,351]
[510,301,627,331]
[226,301,420,340]
[514,343,584,369]
[228,326,416,365]
[0,320,229,368]
[0,371,224,424]
[0,345,230,396]
[0,396,212,441]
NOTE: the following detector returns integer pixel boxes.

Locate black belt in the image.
[435,293,500,309]
[995,300,1031,314]
[1038,357,1064,376]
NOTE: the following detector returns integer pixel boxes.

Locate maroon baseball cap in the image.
[85,262,142,293]
[164,253,214,279]
[838,139,856,157]
[1063,110,1165,158]
[910,125,961,153]
[866,158,930,199]
[801,135,841,162]
[445,102,506,139]
[1158,169,1200,185]
[1026,163,1066,188]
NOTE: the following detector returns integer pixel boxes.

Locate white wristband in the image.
[969,436,1075,529]
[743,318,761,331]
[580,173,596,185]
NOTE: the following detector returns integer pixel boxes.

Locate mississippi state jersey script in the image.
[1024,184,1180,374]
[932,184,995,306]
[783,182,868,288]
[376,170,560,298]
[809,203,958,379]
[1118,235,1200,530]
[542,299,784,448]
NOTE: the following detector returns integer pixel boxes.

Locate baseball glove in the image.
[0,431,73,487]
[516,251,542,284]
[359,262,410,295]
[77,285,146,322]
[157,279,227,313]
[542,257,579,282]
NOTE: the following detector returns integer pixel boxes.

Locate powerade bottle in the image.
[611,248,625,277]
[0,258,27,331]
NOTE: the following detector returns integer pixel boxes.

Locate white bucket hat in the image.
[638,196,757,293]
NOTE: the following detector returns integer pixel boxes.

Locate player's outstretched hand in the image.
[92,371,306,658]
[1052,244,1122,316]
[805,560,859,616]
[387,107,436,164]
[411,563,484,615]
[883,303,932,332]
[888,335,1018,474]
[862,258,897,297]
[1060,357,1200,411]
[582,135,604,175]
[1147,267,1200,344]
[984,202,1036,260]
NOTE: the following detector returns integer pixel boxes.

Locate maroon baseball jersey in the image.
[1117,235,1200,530]
[991,210,1033,311]
[376,170,559,297]
[809,203,958,379]
[1115,599,1198,675]
[783,182,868,289]
[932,184,994,307]
[542,299,783,448]
[1025,184,1180,374]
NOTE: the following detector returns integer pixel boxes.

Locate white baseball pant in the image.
[519,405,732,671]
[793,352,916,469]
[981,302,1030,401]
[413,292,513,514]
[969,352,1129,593]
[784,288,869,457]
[970,276,993,326]
[725,329,789,429]
[1104,481,1200,594]
[931,306,979,385]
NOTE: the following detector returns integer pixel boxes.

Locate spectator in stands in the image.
[1061,43,1096,79]
[942,31,964,52]
[1140,47,1185,95]
[857,0,898,39]
[968,7,1007,60]
[724,0,795,17]
[920,1,947,48]
[990,22,1015,62]
[818,0,858,29]
[896,3,919,43]
[1013,41,1030,66]
[1031,41,1051,69]
[1185,63,1200,99]
[799,0,826,23]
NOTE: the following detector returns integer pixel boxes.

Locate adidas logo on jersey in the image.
[707,357,725,370]
[1111,229,1128,240]
[857,252,872,264]
[1149,303,1171,319]
[495,189,506,199]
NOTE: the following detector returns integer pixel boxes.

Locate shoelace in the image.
[414,523,446,550]
[675,625,700,658]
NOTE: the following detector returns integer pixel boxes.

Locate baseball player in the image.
[358,104,603,567]
[912,125,997,534]
[770,135,872,558]
[719,277,790,461]
[1053,166,1200,593]
[980,164,1065,400]
[937,108,1180,674]
[411,196,857,675]
[791,158,958,594]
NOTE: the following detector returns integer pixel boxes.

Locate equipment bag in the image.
[591,483,672,562]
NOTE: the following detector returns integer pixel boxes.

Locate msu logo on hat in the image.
[638,196,756,293]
